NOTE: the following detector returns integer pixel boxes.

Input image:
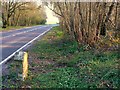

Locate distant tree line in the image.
[1,1,46,28]
[45,2,120,50]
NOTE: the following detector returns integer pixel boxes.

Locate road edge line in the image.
[0,26,53,65]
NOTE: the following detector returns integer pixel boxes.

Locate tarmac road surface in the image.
[0,24,56,65]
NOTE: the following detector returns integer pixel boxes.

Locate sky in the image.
[45,6,59,24]
[35,0,59,24]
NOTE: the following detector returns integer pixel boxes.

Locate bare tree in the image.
[44,2,120,49]
[1,0,28,28]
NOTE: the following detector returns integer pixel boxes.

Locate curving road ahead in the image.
[0,25,56,65]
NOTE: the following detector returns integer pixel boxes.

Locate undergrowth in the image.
[2,26,119,89]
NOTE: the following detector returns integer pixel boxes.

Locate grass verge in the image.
[2,26,119,89]
[0,26,28,31]
[0,25,42,31]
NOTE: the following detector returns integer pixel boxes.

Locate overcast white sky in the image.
[45,6,59,24]
[35,0,59,24]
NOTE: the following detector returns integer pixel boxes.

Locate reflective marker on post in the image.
[22,52,28,81]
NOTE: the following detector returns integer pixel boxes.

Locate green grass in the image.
[2,61,23,88]
[2,26,119,89]
[0,25,42,31]
[0,26,28,31]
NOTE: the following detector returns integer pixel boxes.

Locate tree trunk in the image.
[2,12,7,28]
[100,2,114,36]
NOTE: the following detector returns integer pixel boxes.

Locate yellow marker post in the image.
[22,52,28,81]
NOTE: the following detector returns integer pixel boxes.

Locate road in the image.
[0,25,55,65]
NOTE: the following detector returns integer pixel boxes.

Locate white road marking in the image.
[0,26,53,65]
